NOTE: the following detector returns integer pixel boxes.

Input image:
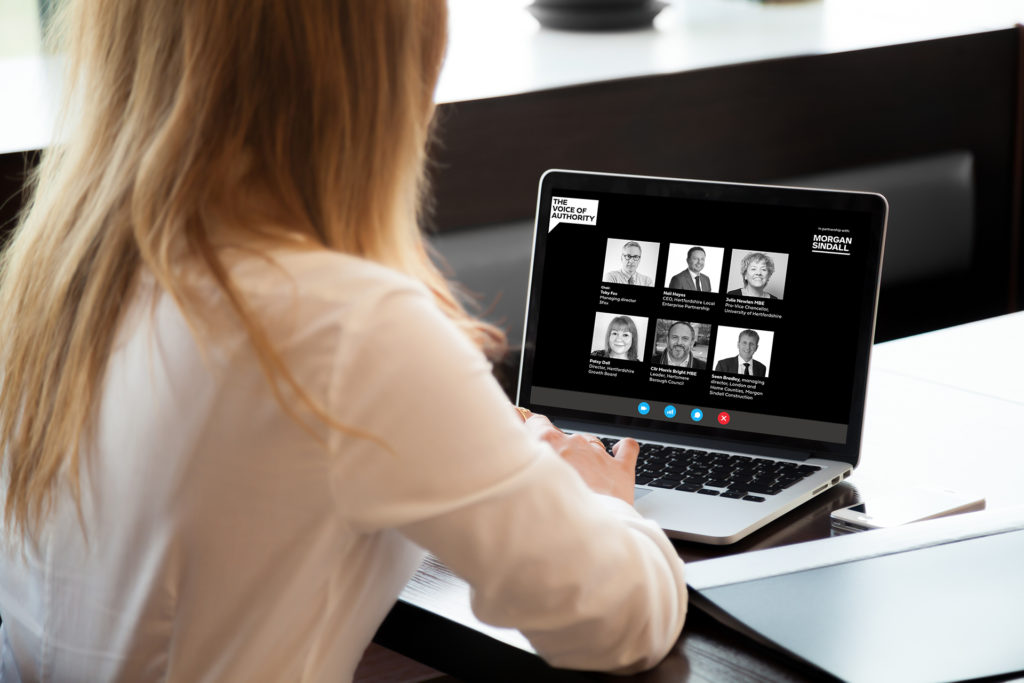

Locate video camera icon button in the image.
[638,402,651,415]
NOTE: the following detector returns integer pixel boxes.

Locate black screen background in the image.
[519,173,885,460]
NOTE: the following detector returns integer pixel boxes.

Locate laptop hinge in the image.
[553,417,817,462]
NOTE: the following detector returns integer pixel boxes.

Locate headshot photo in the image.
[590,312,649,362]
[651,320,708,369]
[602,238,660,287]
[725,249,789,300]
[711,326,774,377]
[664,244,724,294]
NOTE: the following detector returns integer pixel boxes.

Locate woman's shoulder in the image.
[230,247,427,303]
[590,350,609,358]
[217,247,435,344]
[726,288,742,296]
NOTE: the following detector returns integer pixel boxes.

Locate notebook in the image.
[685,506,1024,681]
[516,170,888,544]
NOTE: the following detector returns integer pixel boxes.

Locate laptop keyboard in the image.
[599,438,821,503]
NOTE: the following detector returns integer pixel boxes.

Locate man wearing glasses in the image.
[604,241,654,286]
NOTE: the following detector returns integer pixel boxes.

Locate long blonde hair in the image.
[0,0,505,539]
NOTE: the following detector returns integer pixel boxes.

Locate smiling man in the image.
[653,321,706,369]
[604,241,654,287]
[669,246,712,292]
[714,329,767,376]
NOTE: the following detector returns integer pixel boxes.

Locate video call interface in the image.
[523,185,880,448]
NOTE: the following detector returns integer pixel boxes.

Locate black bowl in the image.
[527,0,668,31]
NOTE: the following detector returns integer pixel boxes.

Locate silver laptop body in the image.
[516,170,887,544]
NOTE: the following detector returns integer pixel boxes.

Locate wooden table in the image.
[374,312,1024,682]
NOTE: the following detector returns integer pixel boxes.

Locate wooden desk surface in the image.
[374,312,1024,682]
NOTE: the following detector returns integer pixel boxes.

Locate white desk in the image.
[380,312,1024,680]
[439,0,1024,103]
[7,1,1024,154]
[856,311,1024,508]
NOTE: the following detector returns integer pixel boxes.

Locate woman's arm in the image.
[325,287,686,673]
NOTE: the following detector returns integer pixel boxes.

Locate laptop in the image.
[516,170,888,544]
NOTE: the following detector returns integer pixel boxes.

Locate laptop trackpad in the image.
[634,487,654,502]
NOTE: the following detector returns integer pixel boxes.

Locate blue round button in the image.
[664,405,677,418]
[690,408,704,422]
[637,402,651,415]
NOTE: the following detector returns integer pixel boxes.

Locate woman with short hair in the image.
[728,251,777,298]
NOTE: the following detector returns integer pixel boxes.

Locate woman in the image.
[0,2,685,680]
[727,251,778,298]
[591,315,641,361]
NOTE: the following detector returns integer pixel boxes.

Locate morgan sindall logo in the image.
[811,227,853,255]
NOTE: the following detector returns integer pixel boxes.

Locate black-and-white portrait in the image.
[664,244,724,293]
[590,312,649,362]
[711,326,774,377]
[725,249,789,300]
[602,238,659,287]
[651,320,708,369]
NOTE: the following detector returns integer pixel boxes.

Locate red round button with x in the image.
[717,411,731,425]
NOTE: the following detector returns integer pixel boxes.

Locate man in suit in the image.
[668,246,712,292]
[715,329,767,376]
[652,321,706,368]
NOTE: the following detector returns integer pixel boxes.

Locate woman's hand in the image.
[517,408,638,505]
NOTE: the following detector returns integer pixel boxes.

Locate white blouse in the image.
[0,248,686,681]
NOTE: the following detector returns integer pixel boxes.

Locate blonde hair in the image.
[0,0,504,539]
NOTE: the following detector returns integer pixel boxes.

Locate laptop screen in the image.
[517,170,887,462]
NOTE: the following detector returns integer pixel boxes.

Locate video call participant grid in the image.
[592,237,783,406]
